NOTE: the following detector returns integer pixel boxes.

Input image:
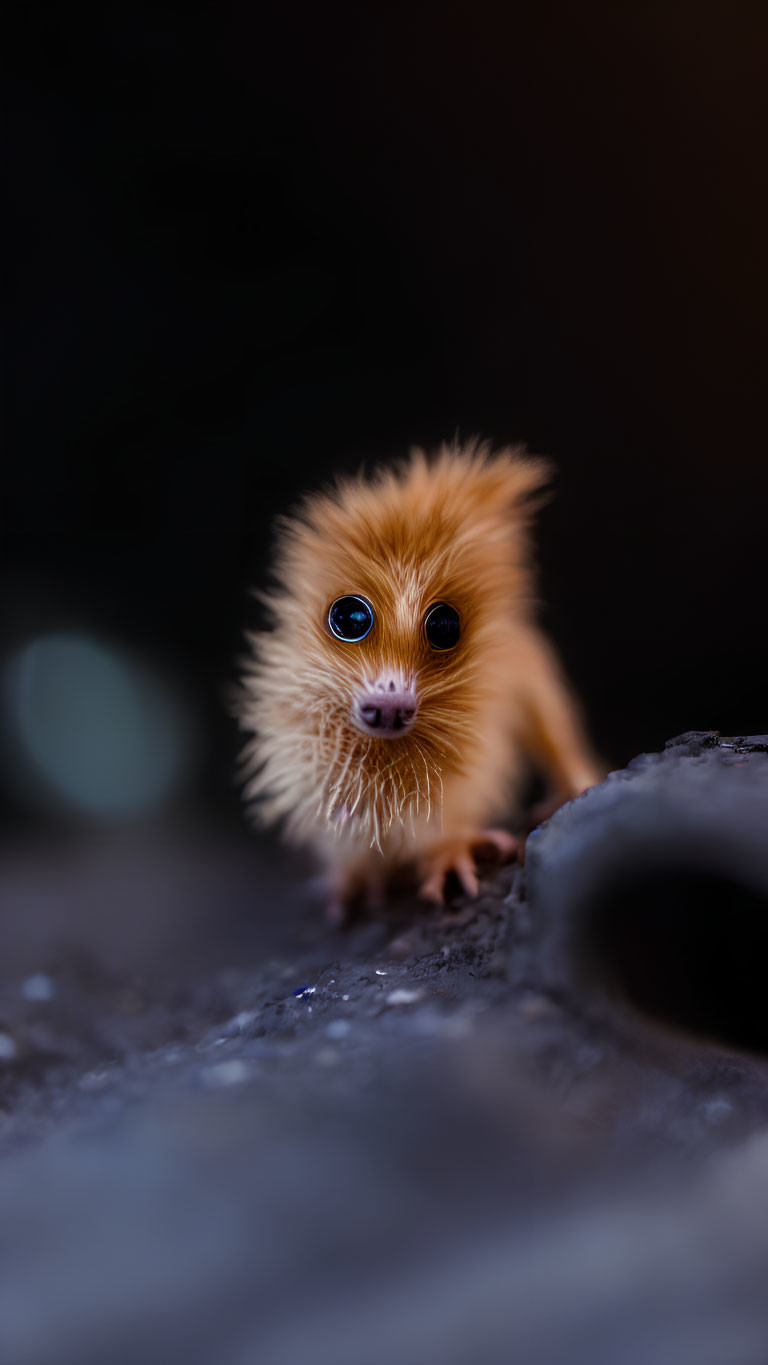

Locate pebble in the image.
[415,1009,473,1039]
[78,1069,112,1091]
[518,992,558,1022]
[315,1046,340,1067]
[0,1033,18,1062]
[200,1059,251,1089]
[22,973,55,1002]
[389,934,416,959]
[386,988,423,1006]
[704,1096,734,1128]
[575,1043,604,1071]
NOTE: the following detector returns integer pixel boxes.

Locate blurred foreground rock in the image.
[0,734,767,1365]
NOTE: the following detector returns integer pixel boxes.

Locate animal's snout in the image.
[354,682,418,737]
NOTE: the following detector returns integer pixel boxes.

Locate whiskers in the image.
[242,688,453,853]
[315,714,447,852]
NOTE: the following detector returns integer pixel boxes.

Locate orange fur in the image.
[237,439,601,905]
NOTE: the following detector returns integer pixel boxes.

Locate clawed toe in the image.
[419,854,479,904]
[473,827,520,861]
[418,828,518,904]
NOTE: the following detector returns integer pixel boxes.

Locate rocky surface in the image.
[1,735,768,1364]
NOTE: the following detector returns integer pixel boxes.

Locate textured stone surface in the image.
[523,731,768,1051]
[1,735,768,1364]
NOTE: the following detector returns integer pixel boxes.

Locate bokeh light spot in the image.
[4,634,189,817]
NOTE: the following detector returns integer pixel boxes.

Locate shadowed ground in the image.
[1,736,768,1364]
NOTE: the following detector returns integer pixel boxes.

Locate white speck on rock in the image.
[386,988,423,1006]
[375,969,387,976]
[0,1034,18,1062]
[22,973,55,1002]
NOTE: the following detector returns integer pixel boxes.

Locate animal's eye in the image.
[328,595,374,642]
[424,602,461,651]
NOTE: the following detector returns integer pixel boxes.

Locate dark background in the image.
[6,1,767,830]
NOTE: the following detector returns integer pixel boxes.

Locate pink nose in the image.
[354,686,418,737]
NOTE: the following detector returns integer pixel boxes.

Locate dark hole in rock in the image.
[585,869,768,1054]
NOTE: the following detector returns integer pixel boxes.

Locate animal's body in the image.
[238,441,602,917]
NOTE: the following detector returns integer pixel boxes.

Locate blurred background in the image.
[6,1,766,840]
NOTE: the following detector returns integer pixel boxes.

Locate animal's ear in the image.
[433,439,553,523]
[486,449,553,519]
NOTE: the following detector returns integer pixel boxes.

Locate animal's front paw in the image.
[418,828,520,904]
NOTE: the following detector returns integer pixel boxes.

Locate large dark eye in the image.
[424,602,461,651]
[328,595,374,642]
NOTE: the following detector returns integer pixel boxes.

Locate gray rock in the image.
[522,732,768,1053]
[0,735,767,1364]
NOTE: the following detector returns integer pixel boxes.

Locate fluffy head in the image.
[238,439,550,853]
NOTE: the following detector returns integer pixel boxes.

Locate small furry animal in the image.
[238,440,602,917]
